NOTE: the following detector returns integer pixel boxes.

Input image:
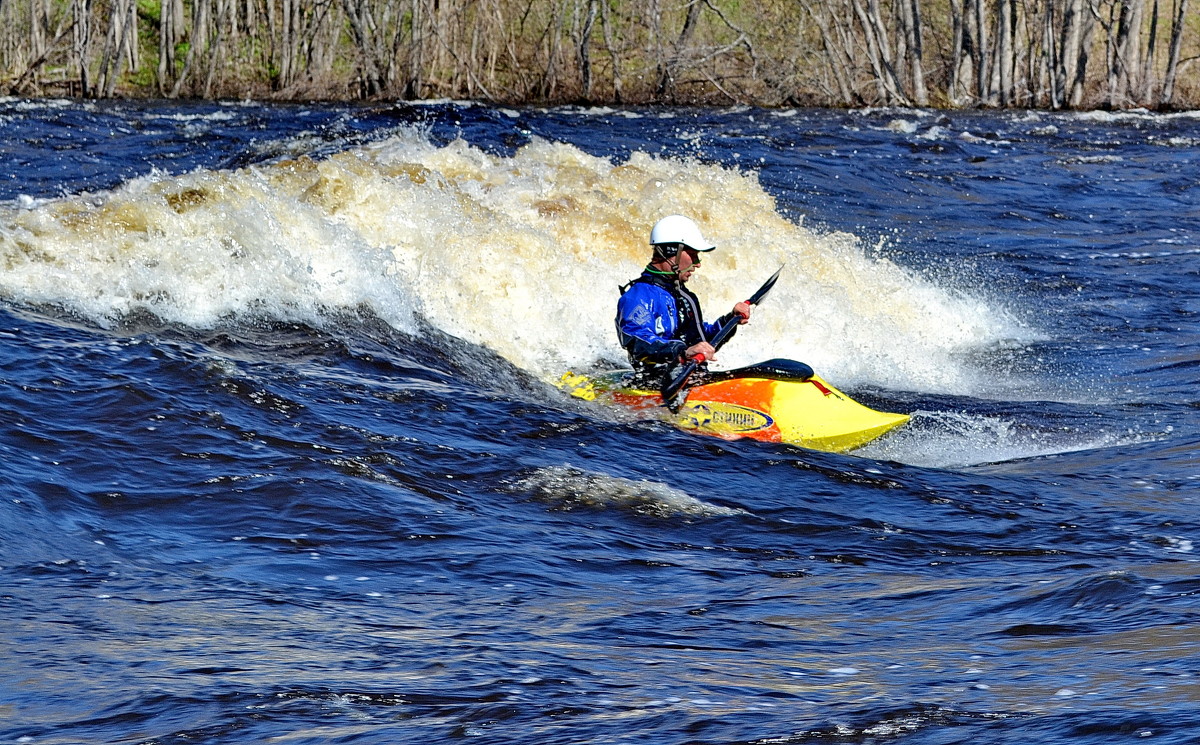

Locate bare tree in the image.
[1072,0,1100,105]
[1159,0,1189,105]
[170,0,208,96]
[900,0,928,105]
[599,0,623,101]
[1055,0,1088,107]
[3,0,1198,108]
[158,0,184,93]
[9,0,76,95]
[949,0,970,104]
[71,0,92,95]
[851,0,909,103]
[1140,0,1160,102]
[342,0,388,95]
[95,0,139,97]
[798,0,858,104]
[972,0,991,102]
[1107,0,1145,106]
[655,0,702,98]
[575,0,599,99]
[996,0,1015,105]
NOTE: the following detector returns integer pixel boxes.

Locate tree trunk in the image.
[850,0,908,103]
[202,0,230,97]
[71,0,91,96]
[971,0,990,102]
[1140,0,1160,103]
[97,0,137,97]
[949,0,968,104]
[577,0,598,100]
[402,0,423,98]
[30,0,47,77]
[907,0,928,105]
[599,0,622,102]
[11,4,74,95]
[1159,0,1190,105]
[656,0,702,99]
[171,0,210,96]
[343,0,386,96]
[158,0,184,94]
[870,0,909,102]
[1056,0,1083,107]
[1108,0,1145,107]
[1039,0,1057,106]
[1070,0,1098,106]
[799,0,856,104]
[997,0,1014,105]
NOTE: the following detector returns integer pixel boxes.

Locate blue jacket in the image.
[615,271,732,376]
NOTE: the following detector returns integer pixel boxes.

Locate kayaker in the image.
[616,215,752,387]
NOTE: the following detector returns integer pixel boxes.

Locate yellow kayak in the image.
[556,359,909,453]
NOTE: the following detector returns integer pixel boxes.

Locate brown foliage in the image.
[0,0,1196,108]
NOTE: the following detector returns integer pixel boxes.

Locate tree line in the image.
[0,0,1196,108]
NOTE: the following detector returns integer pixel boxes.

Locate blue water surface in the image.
[2,98,1200,744]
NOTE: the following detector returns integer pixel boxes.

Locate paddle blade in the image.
[661,358,700,409]
[748,266,784,306]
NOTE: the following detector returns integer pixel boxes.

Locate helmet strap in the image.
[651,243,686,278]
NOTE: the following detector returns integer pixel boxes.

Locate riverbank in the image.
[2,0,1198,110]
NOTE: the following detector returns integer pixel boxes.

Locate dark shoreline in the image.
[8,92,1200,115]
[4,0,1197,113]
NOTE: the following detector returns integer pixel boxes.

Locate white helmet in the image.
[650,215,716,253]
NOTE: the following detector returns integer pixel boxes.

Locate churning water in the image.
[2,98,1199,744]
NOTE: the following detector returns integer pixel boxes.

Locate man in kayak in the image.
[616,215,752,387]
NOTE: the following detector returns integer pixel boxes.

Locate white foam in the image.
[0,127,1029,399]
[511,465,745,518]
[856,409,1145,468]
[0,156,417,331]
[145,110,238,123]
[884,119,920,134]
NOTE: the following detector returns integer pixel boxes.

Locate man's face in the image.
[677,248,702,282]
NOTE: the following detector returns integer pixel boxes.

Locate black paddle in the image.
[661,266,784,409]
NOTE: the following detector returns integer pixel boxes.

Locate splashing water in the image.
[0,128,1028,399]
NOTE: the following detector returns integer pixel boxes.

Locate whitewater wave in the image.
[0,126,1030,396]
[856,409,1152,469]
[508,465,746,519]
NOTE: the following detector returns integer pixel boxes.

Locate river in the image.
[2,98,1199,744]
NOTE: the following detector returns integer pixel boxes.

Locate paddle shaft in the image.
[661,266,783,406]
